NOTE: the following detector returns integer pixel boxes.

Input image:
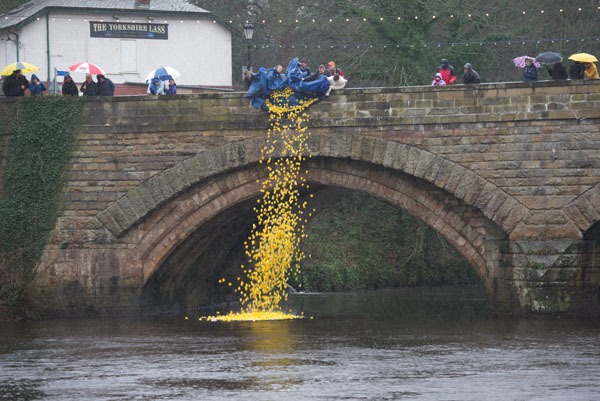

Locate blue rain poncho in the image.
[247,57,330,109]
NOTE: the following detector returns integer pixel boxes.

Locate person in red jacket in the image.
[327,61,345,78]
[438,58,456,85]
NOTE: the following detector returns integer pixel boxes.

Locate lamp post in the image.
[243,22,255,72]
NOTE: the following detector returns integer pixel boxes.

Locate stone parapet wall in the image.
[80,80,600,132]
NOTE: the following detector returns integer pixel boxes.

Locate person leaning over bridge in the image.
[147,77,164,95]
[303,64,327,82]
[438,59,456,85]
[463,63,480,84]
[583,62,599,79]
[298,58,311,78]
[326,73,347,96]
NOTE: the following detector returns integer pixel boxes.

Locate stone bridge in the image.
[3,80,600,317]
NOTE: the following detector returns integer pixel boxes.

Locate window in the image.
[121,40,137,72]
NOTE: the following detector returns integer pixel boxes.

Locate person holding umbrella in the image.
[568,53,598,79]
[80,74,97,96]
[536,52,567,80]
[522,58,538,82]
[2,69,29,96]
[583,62,599,79]
[547,62,568,80]
[569,62,585,79]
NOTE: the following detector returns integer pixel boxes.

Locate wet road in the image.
[1,287,599,400]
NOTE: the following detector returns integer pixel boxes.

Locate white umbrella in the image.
[145,66,181,82]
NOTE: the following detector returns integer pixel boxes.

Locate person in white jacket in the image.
[326,73,347,96]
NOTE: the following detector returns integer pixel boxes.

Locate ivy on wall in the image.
[0,96,84,316]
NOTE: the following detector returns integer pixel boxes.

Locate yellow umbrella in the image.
[568,53,598,63]
[0,61,40,76]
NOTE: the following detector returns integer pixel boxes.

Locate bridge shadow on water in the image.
[285,286,488,322]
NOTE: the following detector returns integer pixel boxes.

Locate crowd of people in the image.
[3,55,599,98]
[147,77,177,95]
[521,59,598,82]
[1,70,120,97]
[244,59,346,90]
[245,57,348,109]
[1,69,178,97]
[431,59,480,86]
[430,57,598,86]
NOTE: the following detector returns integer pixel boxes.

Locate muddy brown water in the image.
[1,287,599,400]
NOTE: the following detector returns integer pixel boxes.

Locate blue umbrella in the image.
[145,66,181,82]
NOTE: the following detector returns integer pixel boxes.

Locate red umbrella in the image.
[68,62,105,75]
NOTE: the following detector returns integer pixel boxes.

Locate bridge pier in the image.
[500,239,599,316]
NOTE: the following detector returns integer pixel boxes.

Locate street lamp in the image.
[243,22,254,71]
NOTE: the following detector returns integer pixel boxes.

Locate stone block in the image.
[371,138,388,165]
[115,196,140,229]
[413,151,436,179]
[444,165,467,193]
[163,165,190,195]
[432,158,454,188]
[97,204,125,236]
[403,147,421,175]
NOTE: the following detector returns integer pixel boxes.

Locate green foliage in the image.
[5,0,600,86]
[0,0,26,13]
[293,192,480,292]
[0,96,84,316]
[192,0,599,87]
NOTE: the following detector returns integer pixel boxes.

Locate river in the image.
[1,286,599,400]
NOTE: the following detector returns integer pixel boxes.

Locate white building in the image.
[0,0,233,93]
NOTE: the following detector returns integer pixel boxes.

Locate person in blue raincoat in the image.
[246,57,330,110]
[147,77,164,95]
[29,74,46,95]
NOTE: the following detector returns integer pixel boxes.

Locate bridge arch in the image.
[564,181,600,234]
[98,135,528,240]
[97,136,515,309]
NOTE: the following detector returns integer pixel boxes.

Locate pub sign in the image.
[90,21,168,39]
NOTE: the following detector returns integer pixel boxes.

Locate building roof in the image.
[0,0,211,30]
